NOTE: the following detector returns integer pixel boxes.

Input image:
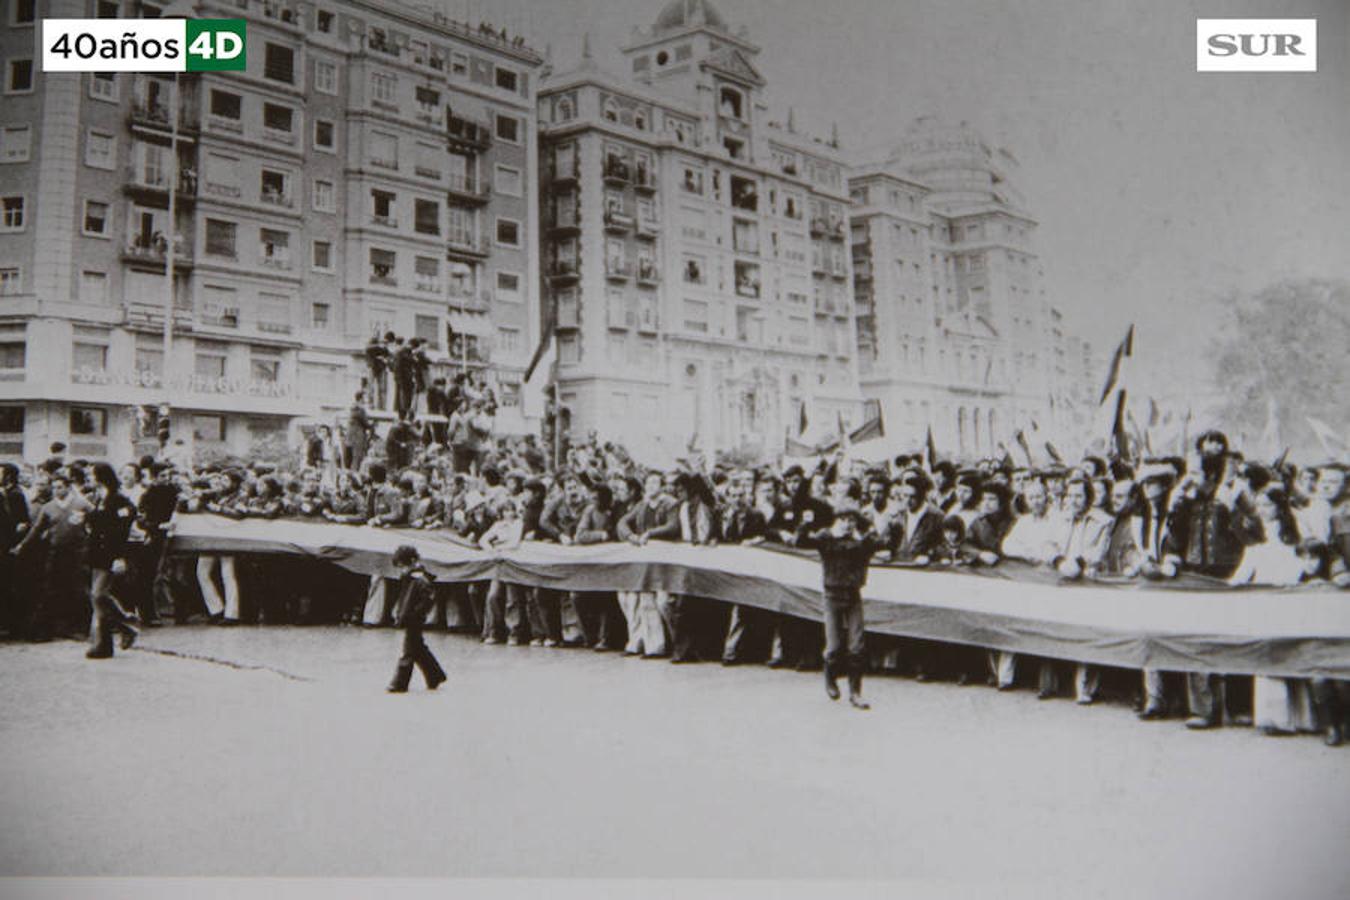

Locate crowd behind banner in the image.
[2,414,1348,743]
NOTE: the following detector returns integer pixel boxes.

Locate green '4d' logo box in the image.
[185,19,246,72]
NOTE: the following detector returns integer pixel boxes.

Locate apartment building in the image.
[0,0,541,463]
[537,0,862,462]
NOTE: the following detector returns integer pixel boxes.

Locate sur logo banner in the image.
[41,18,246,72]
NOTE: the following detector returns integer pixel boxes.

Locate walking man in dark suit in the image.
[387,545,447,693]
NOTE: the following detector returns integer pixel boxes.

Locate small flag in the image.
[798,402,809,437]
[1099,324,1135,405]
[924,425,938,471]
[1110,389,1131,463]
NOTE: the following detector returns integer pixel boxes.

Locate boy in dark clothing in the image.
[387,545,447,693]
[802,506,886,709]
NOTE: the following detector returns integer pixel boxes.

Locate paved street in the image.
[1,626,1347,896]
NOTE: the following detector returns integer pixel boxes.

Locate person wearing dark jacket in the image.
[571,482,623,650]
[801,501,886,710]
[136,463,179,624]
[392,337,416,420]
[720,475,770,665]
[85,464,141,658]
[616,471,680,656]
[0,463,31,637]
[14,471,92,640]
[365,333,391,411]
[386,545,447,693]
[766,467,833,670]
[531,476,588,645]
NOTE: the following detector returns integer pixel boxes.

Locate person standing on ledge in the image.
[801,488,886,710]
[387,545,447,694]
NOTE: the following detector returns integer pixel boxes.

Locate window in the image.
[370,131,397,168]
[314,119,335,151]
[263,103,294,133]
[314,60,337,94]
[1,125,31,163]
[311,302,331,329]
[96,0,120,16]
[371,71,396,104]
[264,44,295,83]
[495,218,520,247]
[719,86,743,120]
[210,89,241,120]
[494,165,522,197]
[204,152,240,197]
[414,257,440,293]
[0,407,23,449]
[83,129,114,169]
[496,271,521,301]
[83,201,109,236]
[683,299,709,333]
[78,272,108,305]
[415,315,440,348]
[6,60,33,94]
[89,72,117,101]
[370,189,396,225]
[414,199,440,235]
[195,341,228,378]
[682,167,704,195]
[0,197,24,231]
[11,0,35,22]
[497,327,521,354]
[0,269,19,296]
[494,114,519,144]
[495,66,518,92]
[256,298,290,336]
[205,219,237,258]
[316,9,334,33]
[0,336,23,367]
[683,256,704,285]
[313,179,335,212]
[369,248,396,284]
[451,52,468,76]
[260,169,290,206]
[133,335,163,378]
[70,407,108,436]
[312,240,333,271]
[602,98,618,123]
[193,415,226,442]
[415,86,439,110]
[260,229,290,267]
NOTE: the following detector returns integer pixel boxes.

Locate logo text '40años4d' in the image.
[1196,19,1316,72]
[41,18,245,72]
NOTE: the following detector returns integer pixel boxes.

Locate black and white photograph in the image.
[0,0,1347,897]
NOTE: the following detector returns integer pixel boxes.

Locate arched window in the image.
[719,86,743,120]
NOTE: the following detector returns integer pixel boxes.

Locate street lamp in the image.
[158,0,197,424]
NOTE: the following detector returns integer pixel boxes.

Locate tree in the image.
[1208,278,1350,459]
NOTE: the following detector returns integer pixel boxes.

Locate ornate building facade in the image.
[850,117,1098,459]
[536,0,863,463]
[0,0,542,463]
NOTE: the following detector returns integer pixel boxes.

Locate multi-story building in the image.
[537,0,862,463]
[850,116,1096,459]
[0,0,542,464]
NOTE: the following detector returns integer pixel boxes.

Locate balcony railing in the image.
[809,216,828,237]
[603,159,631,184]
[448,288,492,313]
[549,260,579,278]
[603,209,634,232]
[828,220,846,241]
[735,281,761,299]
[446,230,487,257]
[130,99,198,132]
[260,188,293,208]
[636,218,659,239]
[633,167,657,192]
[122,238,192,267]
[446,173,490,202]
[446,114,492,150]
[260,254,292,270]
[637,263,660,285]
[257,319,293,335]
[370,214,398,228]
[605,260,632,281]
[551,210,581,233]
[552,162,579,184]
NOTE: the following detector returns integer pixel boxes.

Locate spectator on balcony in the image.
[427,378,449,445]
[344,393,373,472]
[411,338,431,417]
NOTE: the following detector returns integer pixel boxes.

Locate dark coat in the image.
[394,569,436,627]
[886,506,946,561]
[87,492,138,570]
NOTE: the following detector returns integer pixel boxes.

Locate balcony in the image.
[129,99,199,136]
[446,230,489,259]
[605,260,633,282]
[550,210,580,235]
[552,162,579,187]
[809,216,828,237]
[416,103,441,127]
[637,306,659,334]
[814,294,835,315]
[448,287,492,313]
[831,261,849,280]
[734,280,761,300]
[603,158,630,185]
[853,262,873,281]
[557,302,579,329]
[197,306,239,329]
[122,238,193,271]
[637,262,660,286]
[260,254,293,271]
[446,114,492,151]
[812,254,829,276]
[370,214,398,229]
[633,167,657,193]
[603,208,634,233]
[828,220,846,242]
[636,218,659,239]
[414,164,442,180]
[261,2,302,30]
[548,260,580,281]
[123,167,198,206]
[446,173,490,204]
[257,319,293,335]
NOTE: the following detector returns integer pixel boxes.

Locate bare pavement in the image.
[0,626,1347,897]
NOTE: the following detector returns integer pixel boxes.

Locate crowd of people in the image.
[1,424,1347,739]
